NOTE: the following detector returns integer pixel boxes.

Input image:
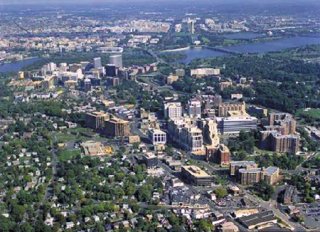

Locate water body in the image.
[0,57,41,73]
[222,32,265,40]
[169,36,320,64]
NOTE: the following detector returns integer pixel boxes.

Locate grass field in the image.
[297,108,320,120]
[58,149,81,162]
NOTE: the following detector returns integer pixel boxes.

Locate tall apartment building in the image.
[85,111,110,130]
[214,144,231,166]
[238,168,262,185]
[238,166,280,185]
[103,117,130,137]
[218,102,246,117]
[260,113,299,154]
[187,99,202,118]
[164,102,182,120]
[168,118,204,152]
[229,161,258,176]
[269,113,296,135]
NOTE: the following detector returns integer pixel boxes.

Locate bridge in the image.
[203,45,242,55]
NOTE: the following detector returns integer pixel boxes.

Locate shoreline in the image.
[161,46,191,53]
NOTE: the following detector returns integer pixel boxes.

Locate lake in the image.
[168,36,320,64]
[0,57,41,74]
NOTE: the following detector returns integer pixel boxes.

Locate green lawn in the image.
[58,149,81,162]
[297,108,320,120]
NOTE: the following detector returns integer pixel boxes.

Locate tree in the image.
[214,187,228,199]
[253,181,274,201]
[198,219,214,232]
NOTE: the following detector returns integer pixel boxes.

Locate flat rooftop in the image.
[182,165,211,178]
[238,210,276,228]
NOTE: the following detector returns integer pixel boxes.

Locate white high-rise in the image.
[93,57,102,68]
[109,54,123,68]
[187,99,202,118]
[164,102,182,120]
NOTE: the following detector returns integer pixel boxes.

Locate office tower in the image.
[188,19,195,34]
[106,64,118,77]
[93,57,102,69]
[85,111,109,130]
[216,116,258,135]
[103,117,130,137]
[109,54,123,68]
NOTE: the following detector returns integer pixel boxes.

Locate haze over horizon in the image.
[0,0,318,4]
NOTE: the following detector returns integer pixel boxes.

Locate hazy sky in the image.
[0,0,317,4]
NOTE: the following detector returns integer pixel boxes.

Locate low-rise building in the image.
[181,165,213,186]
[238,210,277,230]
[190,68,220,78]
[142,152,158,168]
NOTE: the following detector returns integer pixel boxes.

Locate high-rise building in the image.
[93,57,102,69]
[229,161,258,176]
[238,166,279,185]
[199,118,220,147]
[187,99,202,118]
[214,144,231,166]
[106,64,118,77]
[164,102,182,120]
[268,113,296,135]
[188,19,195,34]
[168,118,204,152]
[85,111,110,130]
[148,129,167,145]
[260,113,299,154]
[109,54,123,68]
[103,117,130,137]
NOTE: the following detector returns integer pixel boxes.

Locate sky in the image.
[0,0,318,4]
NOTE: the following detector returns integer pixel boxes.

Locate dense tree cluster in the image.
[255,153,304,170]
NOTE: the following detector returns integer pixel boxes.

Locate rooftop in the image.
[238,210,276,228]
[182,165,211,178]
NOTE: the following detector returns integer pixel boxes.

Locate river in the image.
[166,35,320,64]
